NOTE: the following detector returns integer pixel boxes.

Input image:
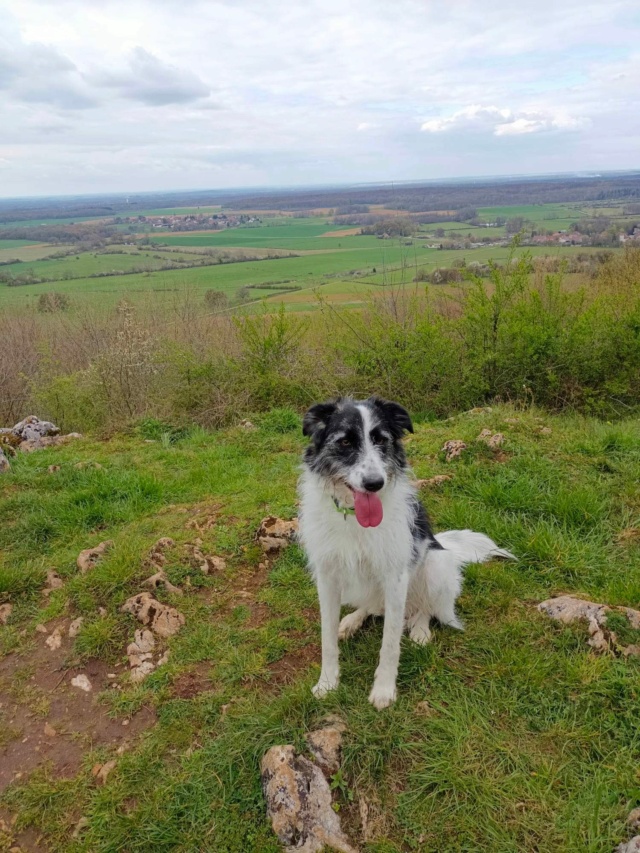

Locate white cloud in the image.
[91,47,211,105]
[422,105,586,136]
[0,0,638,195]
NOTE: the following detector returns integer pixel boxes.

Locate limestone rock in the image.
[305,718,346,776]
[261,744,357,853]
[185,541,226,574]
[130,660,155,683]
[92,760,116,785]
[71,674,92,692]
[627,809,640,830]
[476,429,505,448]
[0,603,12,625]
[415,474,453,488]
[45,627,63,650]
[128,628,155,655]
[121,592,185,637]
[12,415,60,442]
[43,569,64,596]
[68,617,84,638]
[257,516,299,553]
[442,440,467,461]
[142,570,183,596]
[538,595,640,656]
[77,540,113,573]
[617,838,640,853]
[126,628,170,682]
[146,537,175,569]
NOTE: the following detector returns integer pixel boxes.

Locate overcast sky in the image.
[1,0,639,197]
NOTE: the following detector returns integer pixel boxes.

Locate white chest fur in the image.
[298,470,416,606]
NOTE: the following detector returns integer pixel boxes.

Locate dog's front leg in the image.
[369,569,409,709]
[312,570,341,698]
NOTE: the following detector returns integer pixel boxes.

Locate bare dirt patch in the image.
[171,664,214,699]
[321,228,362,238]
[268,643,320,686]
[0,620,156,794]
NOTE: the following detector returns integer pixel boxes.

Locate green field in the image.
[1,406,639,851]
[0,205,624,314]
[476,203,582,223]
[0,239,39,249]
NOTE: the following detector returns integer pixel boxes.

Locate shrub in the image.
[204,289,228,312]
[12,245,640,431]
[37,292,70,313]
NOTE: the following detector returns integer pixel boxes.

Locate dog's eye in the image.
[371,433,386,445]
[340,438,352,447]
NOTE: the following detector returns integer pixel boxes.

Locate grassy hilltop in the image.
[1,405,640,852]
[1,179,640,851]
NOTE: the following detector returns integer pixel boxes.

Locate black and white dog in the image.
[298,396,514,710]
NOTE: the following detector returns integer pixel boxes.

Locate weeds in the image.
[2,247,639,431]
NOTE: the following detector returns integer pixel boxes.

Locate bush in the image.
[37,292,70,312]
[12,245,640,431]
[204,289,228,312]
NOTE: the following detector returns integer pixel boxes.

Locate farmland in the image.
[0,198,633,315]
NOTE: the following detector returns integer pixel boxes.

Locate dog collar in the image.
[333,497,356,520]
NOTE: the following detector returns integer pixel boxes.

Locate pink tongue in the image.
[352,490,384,528]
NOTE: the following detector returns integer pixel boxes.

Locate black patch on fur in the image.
[411,497,443,556]
[303,396,414,480]
[369,396,413,438]
[303,399,366,476]
[302,402,338,442]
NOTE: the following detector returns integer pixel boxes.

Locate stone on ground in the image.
[121,592,185,637]
[77,540,113,573]
[261,743,357,853]
[538,595,640,656]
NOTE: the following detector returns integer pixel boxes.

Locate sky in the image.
[1,0,639,197]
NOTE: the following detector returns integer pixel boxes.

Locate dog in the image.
[297,395,515,710]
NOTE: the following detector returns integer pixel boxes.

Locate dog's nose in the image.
[363,477,384,492]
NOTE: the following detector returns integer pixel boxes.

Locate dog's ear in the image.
[370,397,413,438]
[303,401,337,440]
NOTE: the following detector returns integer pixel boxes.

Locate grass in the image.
[0,205,623,314]
[1,405,639,851]
[0,239,39,249]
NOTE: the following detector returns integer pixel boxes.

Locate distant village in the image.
[115,212,262,232]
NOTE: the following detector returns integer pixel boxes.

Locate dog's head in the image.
[302,396,413,526]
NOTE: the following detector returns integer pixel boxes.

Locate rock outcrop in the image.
[538,595,640,656]
[121,592,185,638]
[257,516,299,554]
[261,720,356,853]
[77,540,113,574]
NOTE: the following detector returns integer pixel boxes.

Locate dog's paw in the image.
[368,682,396,710]
[339,610,365,640]
[312,677,339,699]
[408,620,432,645]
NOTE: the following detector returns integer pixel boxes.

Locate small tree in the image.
[37,292,70,313]
[204,289,228,312]
[505,216,525,234]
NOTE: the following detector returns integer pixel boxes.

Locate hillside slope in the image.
[1,406,639,852]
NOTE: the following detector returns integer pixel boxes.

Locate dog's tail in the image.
[434,529,516,565]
